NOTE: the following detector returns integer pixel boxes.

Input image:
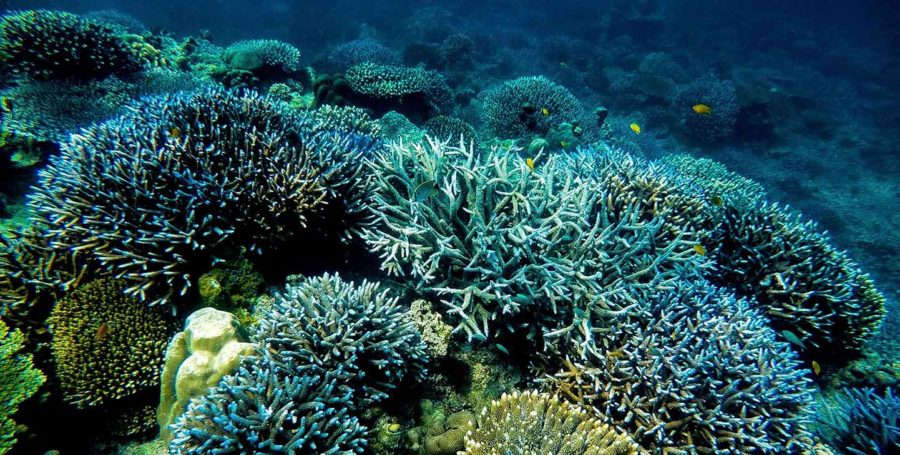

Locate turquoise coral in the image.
[0,318,45,455]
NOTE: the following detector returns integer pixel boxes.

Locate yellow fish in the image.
[1,97,12,113]
[607,350,624,358]
[95,323,109,341]
[811,360,821,376]
[692,244,706,255]
[710,195,723,207]
[169,127,181,138]
[526,157,535,171]
[692,104,712,115]
[541,107,550,117]
[630,123,641,134]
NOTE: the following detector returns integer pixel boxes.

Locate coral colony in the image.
[0,6,896,455]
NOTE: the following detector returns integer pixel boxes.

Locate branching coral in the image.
[325,38,401,72]
[676,74,739,143]
[26,89,376,307]
[344,62,452,117]
[254,273,428,407]
[462,390,638,455]
[223,39,301,74]
[659,153,767,209]
[47,278,176,408]
[0,10,143,81]
[0,318,45,454]
[480,76,584,139]
[169,354,367,455]
[816,387,900,455]
[423,115,477,145]
[542,279,815,454]
[708,202,885,361]
[363,139,697,343]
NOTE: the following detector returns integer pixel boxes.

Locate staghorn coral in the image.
[423,115,477,145]
[325,38,401,72]
[27,89,376,307]
[480,76,584,139]
[47,278,175,408]
[0,318,46,455]
[659,153,767,209]
[169,354,367,455]
[254,273,429,408]
[222,39,301,74]
[0,10,143,81]
[462,390,638,455]
[309,104,383,138]
[708,202,885,362]
[344,62,452,118]
[542,279,815,454]
[363,139,697,343]
[815,387,900,455]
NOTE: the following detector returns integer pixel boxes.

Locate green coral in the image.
[222,39,301,73]
[47,278,176,408]
[0,318,45,454]
[197,258,264,310]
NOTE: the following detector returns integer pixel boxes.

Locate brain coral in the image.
[0,10,143,81]
[543,279,815,453]
[27,89,377,307]
[462,390,638,455]
[481,76,584,139]
[48,278,176,408]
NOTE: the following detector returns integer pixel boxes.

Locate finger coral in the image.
[48,278,176,408]
[0,10,143,81]
[462,390,638,455]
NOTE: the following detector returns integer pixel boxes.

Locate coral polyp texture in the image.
[363,139,697,343]
[423,115,478,144]
[344,62,452,117]
[169,355,367,455]
[325,38,401,72]
[815,387,900,455]
[26,89,376,307]
[709,202,885,362]
[0,10,143,81]
[676,74,739,143]
[47,278,175,408]
[542,279,815,454]
[222,39,302,82]
[0,318,46,454]
[481,76,584,139]
[254,273,429,407]
[462,390,638,455]
[659,153,767,208]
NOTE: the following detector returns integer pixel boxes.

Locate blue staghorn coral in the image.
[816,387,900,455]
[363,139,700,343]
[20,89,376,308]
[542,279,816,454]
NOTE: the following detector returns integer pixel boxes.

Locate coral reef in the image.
[26,89,375,307]
[0,318,45,454]
[0,10,143,81]
[462,391,638,455]
[157,307,255,441]
[325,39,401,72]
[222,39,301,75]
[196,258,264,310]
[676,74,739,143]
[363,140,696,343]
[659,153,767,209]
[423,115,478,145]
[344,63,452,119]
[254,273,429,407]
[708,202,886,362]
[47,279,175,408]
[542,279,815,453]
[815,387,900,455]
[480,76,584,139]
[409,300,453,358]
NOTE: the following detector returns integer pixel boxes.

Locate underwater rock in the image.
[156,307,255,442]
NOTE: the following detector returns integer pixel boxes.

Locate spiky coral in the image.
[344,63,452,115]
[0,10,143,81]
[47,278,175,408]
[0,319,45,454]
[254,273,429,407]
[481,76,584,139]
[542,279,815,454]
[169,354,367,455]
[25,89,375,307]
[708,202,885,361]
[363,140,697,343]
[423,115,477,144]
[462,390,638,455]
[816,387,900,455]
[659,153,766,209]
[676,74,739,142]
[325,39,401,72]
[223,39,301,74]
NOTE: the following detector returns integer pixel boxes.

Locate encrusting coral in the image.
[47,278,175,408]
[462,390,638,455]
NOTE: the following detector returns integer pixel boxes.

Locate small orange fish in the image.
[630,123,641,134]
[812,360,821,376]
[541,107,550,117]
[710,195,723,207]
[169,127,181,138]
[526,157,535,171]
[692,244,706,255]
[1,97,12,113]
[95,323,109,341]
[692,104,712,115]
[607,350,624,358]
